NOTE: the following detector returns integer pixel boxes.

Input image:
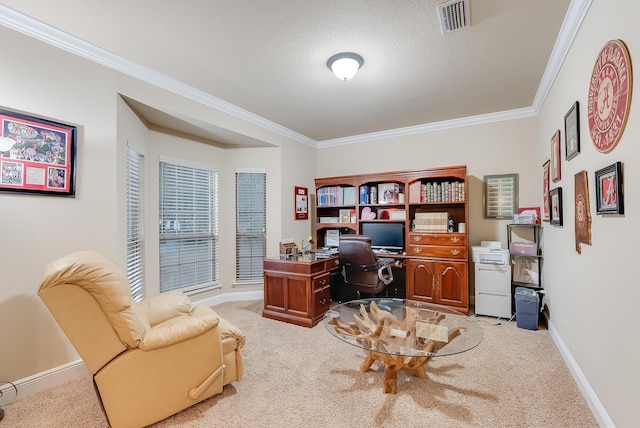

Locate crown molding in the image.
[530,0,593,113]
[316,107,538,148]
[0,5,316,148]
[0,2,590,150]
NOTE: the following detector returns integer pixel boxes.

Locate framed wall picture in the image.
[484,173,518,219]
[295,186,308,220]
[574,171,592,254]
[542,160,551,222]
[595,162,624,215]
[551,129,561,182]
[0,108,77,197]
[564,101,580,160]
[550,187,563,226]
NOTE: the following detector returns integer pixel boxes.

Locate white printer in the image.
[471,241,512,318]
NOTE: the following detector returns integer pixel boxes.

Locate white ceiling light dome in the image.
[327,52,364,81]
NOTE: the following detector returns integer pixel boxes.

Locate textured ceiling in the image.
[0,0,576,145]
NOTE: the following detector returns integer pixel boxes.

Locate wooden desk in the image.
[263,254,341,327]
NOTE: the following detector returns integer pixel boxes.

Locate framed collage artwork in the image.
[0,108,76,197]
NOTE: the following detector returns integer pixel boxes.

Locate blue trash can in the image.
[515,287,539,330]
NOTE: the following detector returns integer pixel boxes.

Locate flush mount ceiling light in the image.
[327,52,364,81]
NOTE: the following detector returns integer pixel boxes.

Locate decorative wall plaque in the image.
[587,39,633,153]
[574,171,591,254]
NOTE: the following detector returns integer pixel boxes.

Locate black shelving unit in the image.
[507,224,543,312]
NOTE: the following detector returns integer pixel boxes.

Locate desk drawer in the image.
[313,273,331,291]
[314,285,330,316]
[407,245,467,260]
[323,257,341,271]
[409,233,466,246]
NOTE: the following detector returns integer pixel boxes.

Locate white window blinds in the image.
[126,147,145,302]
[159,160,219,293]
[235,171,266,281]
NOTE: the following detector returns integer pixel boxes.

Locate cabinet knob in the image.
[413,236,422,242]
[451,249,460,256]
[334,259,339,265]
[450,236,460,243]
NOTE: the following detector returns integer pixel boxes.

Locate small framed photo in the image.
[564,101,580,161]
[550,187,563,226]
[542,160,551,222]
[595,162,624,215]
[550,129,561,182]
[0,108,76,197]
[295,186,308,220]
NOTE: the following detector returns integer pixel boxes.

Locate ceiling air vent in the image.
[438,0,470,34]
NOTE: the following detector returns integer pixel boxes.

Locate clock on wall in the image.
[587,39,633,153]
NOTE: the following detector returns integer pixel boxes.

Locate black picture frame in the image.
[564,101,580,161]
[0,108,77,197]
[550,187,563,226]
[595,162,624,215]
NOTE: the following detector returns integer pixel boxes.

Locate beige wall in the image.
[317,117,539,265]
[535,0,639,425]
[0,26,313,381]
[1,1,638,425]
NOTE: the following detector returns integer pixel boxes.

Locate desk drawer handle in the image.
[412,236,422,242]
[320,298,327,305]
[413,247,422,254]
[450,237,460,243]
[451,249,460,256]
[318,279,327,285]
[334,259,339,265]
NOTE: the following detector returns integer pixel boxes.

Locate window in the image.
[126,146,145,302]
[235,170,266,282]
[159,159,219,293]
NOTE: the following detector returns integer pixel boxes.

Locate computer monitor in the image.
[360,222,405,252]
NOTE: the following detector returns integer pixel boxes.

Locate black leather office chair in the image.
[338,235,394,297]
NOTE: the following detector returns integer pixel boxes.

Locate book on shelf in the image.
[317,186,357,206]
[359,185,370,204]
[411,180,465,203]
[413,212,449,232]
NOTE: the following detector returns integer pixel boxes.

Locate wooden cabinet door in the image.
[406,259,436,302]
[436,261,468,308]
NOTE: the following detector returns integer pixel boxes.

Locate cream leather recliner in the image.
[38,251,245,428]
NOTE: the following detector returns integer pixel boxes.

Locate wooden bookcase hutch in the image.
[314,165,469,313]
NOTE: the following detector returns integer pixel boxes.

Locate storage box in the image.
[510,242,538,256]
[515,287,539,330]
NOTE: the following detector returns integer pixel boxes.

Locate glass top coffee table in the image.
[323,298,484,394]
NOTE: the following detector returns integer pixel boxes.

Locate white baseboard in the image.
[11,359,89,400]
[13,291,263,400]
[547,318,614,427]
[194,290,263,308]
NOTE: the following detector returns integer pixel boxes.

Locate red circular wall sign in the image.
[588,39,633,153]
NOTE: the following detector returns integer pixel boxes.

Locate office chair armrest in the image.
[378,264,394,285]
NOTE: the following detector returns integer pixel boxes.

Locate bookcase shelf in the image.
[314,165,469,313]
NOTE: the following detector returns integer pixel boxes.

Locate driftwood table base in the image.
[360,352,430,394]
[326,300,478,394]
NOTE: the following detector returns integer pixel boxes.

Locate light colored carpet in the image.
[4,300,597,427]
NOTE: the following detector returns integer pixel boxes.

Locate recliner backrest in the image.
[38,251,147,373]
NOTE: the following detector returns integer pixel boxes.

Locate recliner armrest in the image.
[139,313,220,350]
[137,292,192,326]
